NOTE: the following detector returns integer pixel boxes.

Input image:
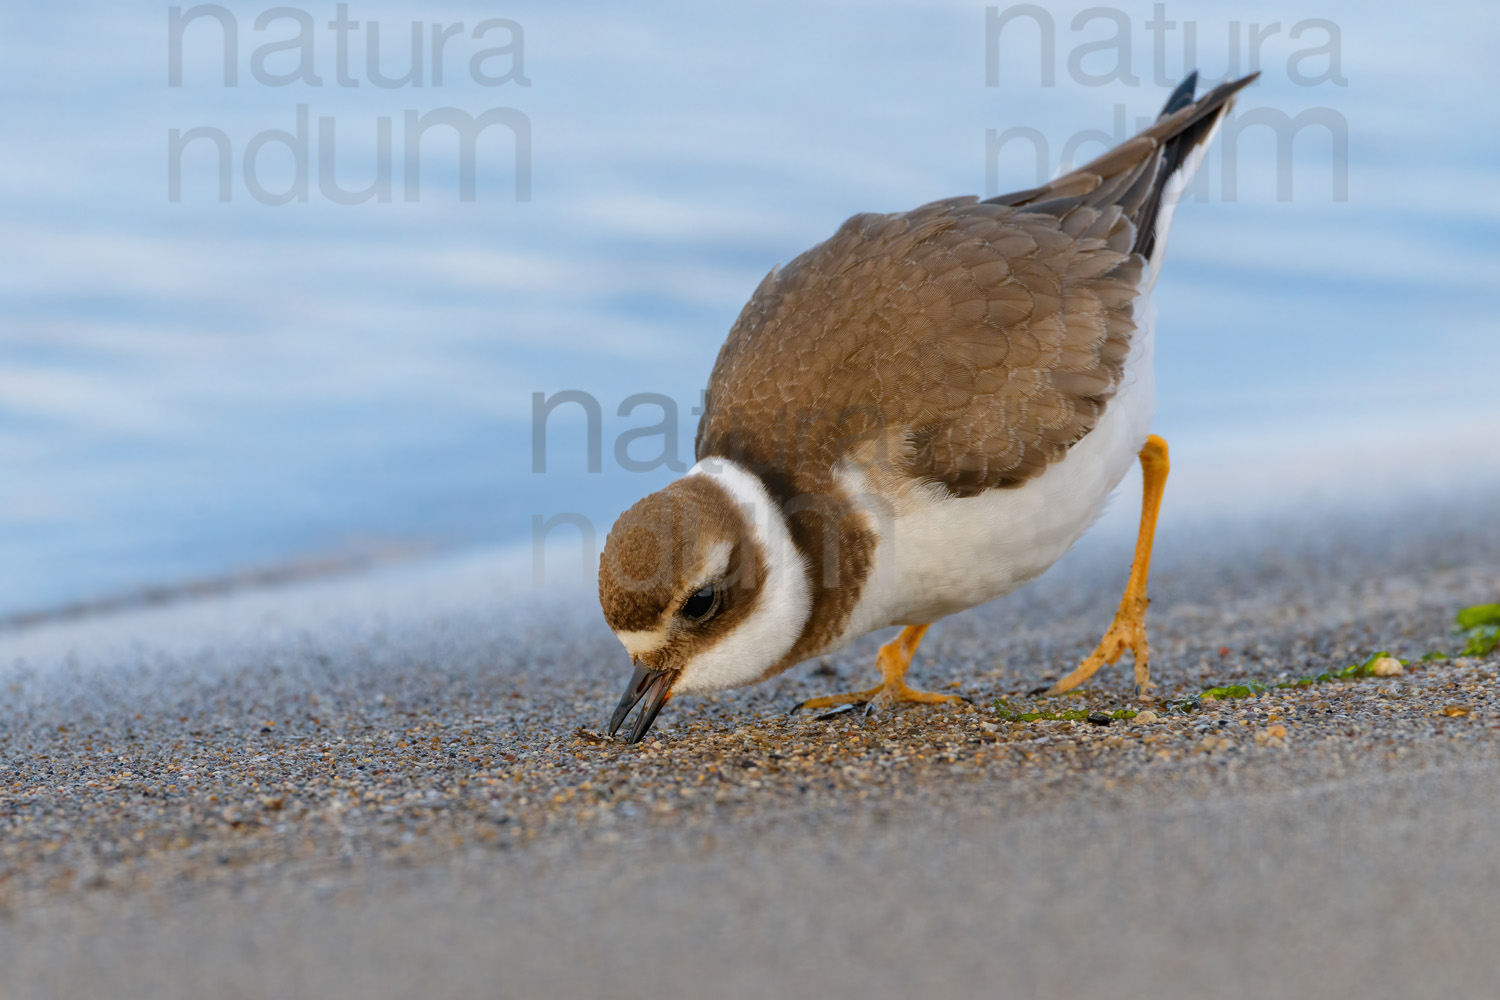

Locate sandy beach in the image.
[2,489,1499,999]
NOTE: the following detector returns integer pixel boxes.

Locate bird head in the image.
[597,460,811,742]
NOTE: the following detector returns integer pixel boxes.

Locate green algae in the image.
[1455,604,1500,658]
[1168,652,1407,713]
[1456,604,1500,630]
[1461,626,1500,657]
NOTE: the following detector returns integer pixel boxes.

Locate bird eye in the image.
[681,584,718,621]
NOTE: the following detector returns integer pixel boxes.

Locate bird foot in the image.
[791,624,970,720]
[794,681,969,718]
[1038,601,1151,698]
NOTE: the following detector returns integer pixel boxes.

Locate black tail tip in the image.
[1159,71,1199,118]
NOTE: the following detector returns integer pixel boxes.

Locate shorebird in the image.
[600,72,1256,743]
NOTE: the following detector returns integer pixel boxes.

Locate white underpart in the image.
[668,458,812,695]
[834,303,1157,646]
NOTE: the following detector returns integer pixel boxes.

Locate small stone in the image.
[1086,713,1113,726]
[1254,724,1288,745]
[1369,657,1403,677]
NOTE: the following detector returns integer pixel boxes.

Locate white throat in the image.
[672,457,812,695]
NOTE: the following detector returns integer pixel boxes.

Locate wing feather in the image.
[696,74,1256,501]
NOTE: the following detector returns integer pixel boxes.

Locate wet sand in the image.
[2,491,1498,999]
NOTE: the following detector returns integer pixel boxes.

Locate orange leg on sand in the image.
[1040,434,1170,701]
[796,625,967,714]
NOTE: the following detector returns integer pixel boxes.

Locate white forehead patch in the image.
[615,627,668,659]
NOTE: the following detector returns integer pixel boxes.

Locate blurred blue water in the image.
[1,0,1497,616]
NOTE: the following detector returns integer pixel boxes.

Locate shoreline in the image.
[8,402,1499,637]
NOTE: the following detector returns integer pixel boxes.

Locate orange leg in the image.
[796,625,966,714]
[1042,434,1169,700]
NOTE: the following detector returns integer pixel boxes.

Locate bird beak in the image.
[608,661,675,744]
